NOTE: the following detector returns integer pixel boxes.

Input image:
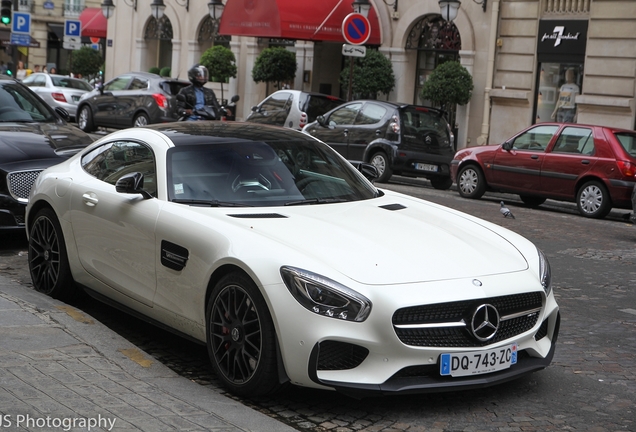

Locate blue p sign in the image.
[12,12,30,34]
[65,19,81,37]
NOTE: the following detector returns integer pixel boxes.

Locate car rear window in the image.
[615,132,636,158]
[51,77,93,91]
[400,106,450,146]
[302,94,344,123]
[161,81,191,96]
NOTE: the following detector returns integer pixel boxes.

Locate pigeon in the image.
[500,201,515,219]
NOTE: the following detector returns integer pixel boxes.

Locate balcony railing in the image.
[544,0,590,13]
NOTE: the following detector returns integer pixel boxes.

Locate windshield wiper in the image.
[284,198,349,206]
[172,199,252,207]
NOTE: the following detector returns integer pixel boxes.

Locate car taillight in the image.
[52,92,66,102]
[617,160,635,177]
[299,111,307,128]
[152,93,168,109]
[389,114,400,133]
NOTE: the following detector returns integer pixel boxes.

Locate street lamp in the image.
[208,0,224,21]
[150,0,166,20]
[100,0,137,19]
[351,0,371,17]
[439,0,461,22]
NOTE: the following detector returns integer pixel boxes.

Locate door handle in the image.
[82,193,99,206]
[343,129,348,137]
[581,160,590,165]
[376,130,382,136]
[531,155,539,159]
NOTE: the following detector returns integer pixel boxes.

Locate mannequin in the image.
[551,68,579,123]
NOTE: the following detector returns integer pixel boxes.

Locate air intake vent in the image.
[228,213,288,218]
[317,341,369,370]
[380,203,406,211]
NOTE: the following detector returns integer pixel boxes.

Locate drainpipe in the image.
[476,0,500,145]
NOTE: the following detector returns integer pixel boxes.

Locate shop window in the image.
[536,63,583,124]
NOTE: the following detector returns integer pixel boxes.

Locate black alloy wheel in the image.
[430,176,453,190]
[206,272,281,396]
[28,208,77,300]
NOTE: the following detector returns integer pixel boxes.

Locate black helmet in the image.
[188,64,209,87]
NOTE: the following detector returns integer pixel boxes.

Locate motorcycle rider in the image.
[177,64,222,121]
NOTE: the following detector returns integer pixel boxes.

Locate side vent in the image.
[161,240,189,271]
[380,203,406,211]
[228,213,288,218]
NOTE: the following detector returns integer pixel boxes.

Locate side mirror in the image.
[115,172,153,199]
[502,141,513,151]
[351,161,378,182]
[251,105,259,112]
[316,115,327,127]
[54,106,70,121]
[231,95,240,103]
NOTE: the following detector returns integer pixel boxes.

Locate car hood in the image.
[0,122,93,170]
[225,191,531,285]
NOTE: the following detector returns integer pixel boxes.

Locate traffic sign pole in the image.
[341,13,371,101]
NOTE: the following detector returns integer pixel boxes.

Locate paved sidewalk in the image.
[0,274,296,432]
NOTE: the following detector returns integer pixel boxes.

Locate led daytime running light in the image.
[538,249,552,296]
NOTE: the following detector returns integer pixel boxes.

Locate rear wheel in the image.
[577,180,611,219]
[456,165,486,199]
[520,195,547,207]
[28,208,77,300]
[206,272,281,397]
[77,106,95,132]
[370,151,392,183]
[430,176,453,190]
[134,112,150,127]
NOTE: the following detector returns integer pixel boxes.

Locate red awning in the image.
[79,7,108,39]
[218,0,381,45]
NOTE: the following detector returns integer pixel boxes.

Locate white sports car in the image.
[26,122,560,397]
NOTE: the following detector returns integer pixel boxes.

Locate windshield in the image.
[51,76,93,91]
[168,138,378,207]
[0,82,56,122]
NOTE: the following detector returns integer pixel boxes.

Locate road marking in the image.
[56,305,94,324]
[119,348,154,368]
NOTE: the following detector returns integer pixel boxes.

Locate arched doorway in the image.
[406,15,461,128]
[198,16,231,52]
[144,15,173,73]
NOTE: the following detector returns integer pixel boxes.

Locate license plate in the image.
[72,95,80,102]
[440,343,517,377]
[414,163,438,172]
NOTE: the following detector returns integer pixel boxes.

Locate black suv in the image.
[302,100,454,188]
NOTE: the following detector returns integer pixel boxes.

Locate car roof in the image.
[146,121,314,146]
[338,100,446,116]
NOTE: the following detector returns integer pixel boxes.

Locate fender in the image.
[362,138,398,164]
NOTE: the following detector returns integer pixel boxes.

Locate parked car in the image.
[21,73,93,120]
[451,123,636,219]
[631,183,636,224]
[76,72,190,132]
[303,100,455,187]
[0,75,95,230]
[246,90,344,130]
[26,121,559,398]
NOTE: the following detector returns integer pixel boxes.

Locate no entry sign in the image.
[342,13,371,46]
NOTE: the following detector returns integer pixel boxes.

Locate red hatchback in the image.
[451,123,636,218]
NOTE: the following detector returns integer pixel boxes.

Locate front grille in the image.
[317,341,369,371]
[7,170,42,202]
[393,292,543,348]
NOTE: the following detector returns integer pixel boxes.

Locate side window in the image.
[553,127,593,155]
[511,125,558,151]
[128,78,149,91]
[81,141,157,197]
[104,76,131,91]
[261,92,292,112]
[355,103,387,125]
[34,75,47,87]
[328,103,362,126]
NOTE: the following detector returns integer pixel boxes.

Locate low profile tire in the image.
[206,272,281,397]
[430,176,453,190]
[77,106,95,132]
[576,180,611,219]
[456,164,486,199]
[134,113,150,128]
[370,151,392,183]
[28,208,77,300]
[520,195,547,207]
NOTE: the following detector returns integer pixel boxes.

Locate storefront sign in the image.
[537,20,588,61]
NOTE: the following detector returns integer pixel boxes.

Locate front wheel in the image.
[28,208,78,300]
[520,195,547,207]
[134,113,150,127]
[77,106,95,132]
[370,151,393,183]
[576,180,611,219]
[456,165,486,199]
[206,272,281,397]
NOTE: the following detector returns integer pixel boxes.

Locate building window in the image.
[64,0,84,17]
[536,63,583,123]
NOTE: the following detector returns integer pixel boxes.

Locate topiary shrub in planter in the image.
[252,47,297,91]
[149,67,160,75]
[200,45,237,103]
[160,67,171,77]
[339,49,395,100]
[420,61,473,118]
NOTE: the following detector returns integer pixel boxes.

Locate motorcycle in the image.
[177,94,240,122]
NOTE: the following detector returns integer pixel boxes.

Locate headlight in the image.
[280,266,372,322]
[538,249,552,296]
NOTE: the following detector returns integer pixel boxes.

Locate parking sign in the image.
[12,12,30,34]
[65,19,81,37]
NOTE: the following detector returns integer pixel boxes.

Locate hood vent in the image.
[380,203,406,211]
[228,213,288,219]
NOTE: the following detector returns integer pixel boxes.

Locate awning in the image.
[79,7,107,38]
[218,0,381,45]
[0,29,41,48]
